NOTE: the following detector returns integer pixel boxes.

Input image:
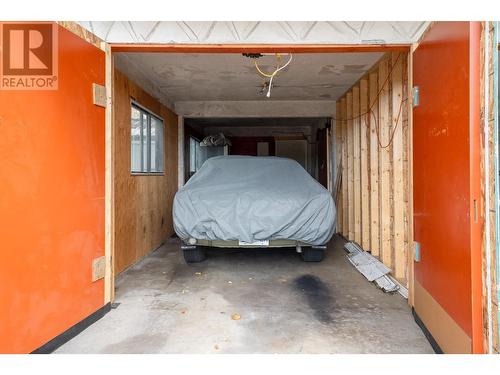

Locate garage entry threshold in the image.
[56,235,433,354]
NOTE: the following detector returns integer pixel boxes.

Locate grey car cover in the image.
[173,156,336,245]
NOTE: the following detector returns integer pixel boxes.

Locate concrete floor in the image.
[56,235,433,354]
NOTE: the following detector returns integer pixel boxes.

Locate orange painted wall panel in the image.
[413,21,483,352]
[0,24,105,353]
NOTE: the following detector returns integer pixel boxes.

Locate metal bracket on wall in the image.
[414,241,421,262]
[412,86,420,107]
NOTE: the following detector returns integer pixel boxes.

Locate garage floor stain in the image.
[294,275,335,324]
[55,235,434,354]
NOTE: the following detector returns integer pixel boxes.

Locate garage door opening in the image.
[49,48,435,354]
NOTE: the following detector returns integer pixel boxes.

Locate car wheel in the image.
[301,247,324,262]
[183,246,206,263]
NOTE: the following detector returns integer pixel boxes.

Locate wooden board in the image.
[482,21,499,353]
[392,52,406,281]
[341,98,349,238]
[360,78,370,251]
[335,101,343,234]
[113,69,178,274]
[407,49,415,304]
[352,86,362,244]
[369,71,380,257]
[346,92,355,240]
[104,44,114,303]
[378,57,393,269]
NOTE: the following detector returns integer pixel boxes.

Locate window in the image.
[189,136,207,176]
[131,103,164,174]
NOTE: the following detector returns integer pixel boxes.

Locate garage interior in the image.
[2,21,498,355]
[52,48,435,353]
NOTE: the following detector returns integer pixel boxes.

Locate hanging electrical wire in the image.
[333,53,406,149]
[254,53,293,98]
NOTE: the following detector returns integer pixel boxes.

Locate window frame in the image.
[130,100,165,176]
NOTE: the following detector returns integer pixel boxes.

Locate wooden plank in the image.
[378,57,392,269]
[341,98,349,238]
[352,86,361,244]
[407,49,415,305]
[92,256,106,282]
[104,44,115,303]
[92,83,107,108]
[346,91,355,240]
[484,22,499,353]
[111,43,412,54]
[360,78,370,251]
[392,52,406,281]
[369,71,380,257]
[335,101,343,234]
[57,21,103,49]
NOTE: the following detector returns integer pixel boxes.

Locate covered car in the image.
[173,156,336,262]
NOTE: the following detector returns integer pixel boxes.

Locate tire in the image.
[183,247,206,263]
[301,247,324,262]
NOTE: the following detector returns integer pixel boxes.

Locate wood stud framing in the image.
[360,78,370,251]
[335,101,343,234]
[341,98,349,239]
[336,52,410,284]
[347,92,355,240]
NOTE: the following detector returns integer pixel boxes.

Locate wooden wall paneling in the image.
[353,86,362,244]
[369,71,381,258]
[392,52,407,281]
[341,98,349,238]
[336,101,343,234]
[113,69,178,274]
[346,92,355,240]
[360,78,370,250]
[378,57,393,269]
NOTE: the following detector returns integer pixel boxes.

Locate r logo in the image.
[0,22,58,90]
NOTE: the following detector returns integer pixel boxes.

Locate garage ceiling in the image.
[114,52,384,105]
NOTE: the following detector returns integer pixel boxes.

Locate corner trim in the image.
[31,303,111,354]
[412,307,443,354]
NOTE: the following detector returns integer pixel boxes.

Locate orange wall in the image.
[0,25,106,353]
[413,21,483,352]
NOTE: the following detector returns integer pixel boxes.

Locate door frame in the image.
[58,22,419,307]
[105,41,415,304]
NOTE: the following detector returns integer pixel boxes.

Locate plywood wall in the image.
[336,52,410,284]
[114,69,178,274]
